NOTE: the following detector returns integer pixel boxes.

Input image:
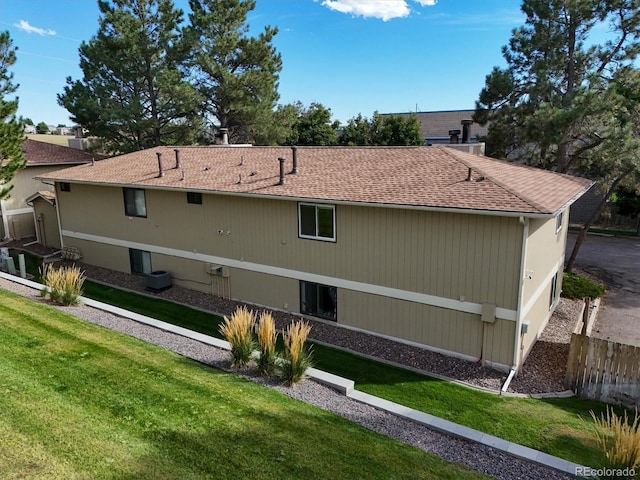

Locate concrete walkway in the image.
[1,271,585,478]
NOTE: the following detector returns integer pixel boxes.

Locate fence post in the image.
[581,297,590,335]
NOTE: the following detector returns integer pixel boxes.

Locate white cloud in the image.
[321,0,436,21]
[14,20,56,36]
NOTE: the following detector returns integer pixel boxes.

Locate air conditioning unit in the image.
[146,270,172,292]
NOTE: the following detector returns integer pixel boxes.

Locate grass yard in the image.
[78,280,611,468]
[26,133,72,146]
[0,289,487,480]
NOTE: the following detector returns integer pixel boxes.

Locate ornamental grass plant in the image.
[219,306,256,368]
[40,263,86,306]
[280,319,313,386]
[591,407,640,476]
[256,311,278,377]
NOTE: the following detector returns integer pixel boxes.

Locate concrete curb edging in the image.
[0,272,586,477]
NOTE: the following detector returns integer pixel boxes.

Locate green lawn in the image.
[0,289,487,480]
[7,255,611,468]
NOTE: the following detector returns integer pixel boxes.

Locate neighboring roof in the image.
[25,190,56,206]
[37,145,592,216]
[383,110,489,140]
[22,139,107,166]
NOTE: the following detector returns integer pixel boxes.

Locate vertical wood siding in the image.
[59,184,524,365]
[33,200,61,249]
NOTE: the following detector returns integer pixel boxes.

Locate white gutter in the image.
[0,198,9,239]
[501,368,517,394]
[512,216,530,371]
[54,184,64,250]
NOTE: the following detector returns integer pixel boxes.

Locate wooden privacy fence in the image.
[566,299,640,408]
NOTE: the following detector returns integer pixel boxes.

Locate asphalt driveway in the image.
[565,232,640,346]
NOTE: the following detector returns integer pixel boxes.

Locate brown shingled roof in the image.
[22,139,107,166]
[37,145,592,216]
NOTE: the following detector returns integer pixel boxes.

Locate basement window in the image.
[298,203,335,242]
[187,192,202,204]
[300,281,337,321]
[123,188,147,217]
[129,249,152,275]
[549,271,559,309]
[59,182,71,192]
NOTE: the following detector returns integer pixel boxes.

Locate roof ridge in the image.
[439,148,548,214]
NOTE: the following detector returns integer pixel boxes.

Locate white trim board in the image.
[62,230,518,322]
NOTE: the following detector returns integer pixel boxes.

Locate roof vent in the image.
[448,129,460,144]
[156,152,164,178]
[466,167,472,182]
[218,128,229,145]
[291,146,298,174]
[461,119,473,144]
[174,149,181,169]
[278,157,286,185]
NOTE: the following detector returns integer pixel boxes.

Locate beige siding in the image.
[3,166,59,210]
[33,200,61,249]
[59,185,522,309]
[519,211,568,359]
[58,184,524,367]
[6,213,34,239]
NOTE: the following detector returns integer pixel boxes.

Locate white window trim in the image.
[555,210,563,233]
[298,203,336,242]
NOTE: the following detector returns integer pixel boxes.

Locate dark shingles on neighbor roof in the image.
[22,139,107,166]
[38,145,592,216]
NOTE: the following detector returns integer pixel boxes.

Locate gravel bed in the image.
[0,277,574,480]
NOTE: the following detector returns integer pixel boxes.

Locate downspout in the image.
[53,185,64,250]
[513,216,529,372]
[502,216,529,393]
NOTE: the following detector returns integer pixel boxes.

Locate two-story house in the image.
[38,145,591,372]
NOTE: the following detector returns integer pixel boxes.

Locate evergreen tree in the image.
[0,31,26,201]
[474,0,639,172]
[58,0,200,153]
[187,0,282,144]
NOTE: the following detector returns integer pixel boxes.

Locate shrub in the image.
[256,311,278,377]
[219,306,256,368]
[280,320,312,386]
[562,272,605,300]
[591,407,640,476]
[40,264,86,306]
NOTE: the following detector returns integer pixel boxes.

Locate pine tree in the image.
[475,0,639,172]
[0,31,26,200]
[58,0,200,153]
[187,0,282,144]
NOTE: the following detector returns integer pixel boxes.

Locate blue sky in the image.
[1,0,525,126]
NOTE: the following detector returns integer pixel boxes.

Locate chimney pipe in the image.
[465,167,472,182]
[174,149,181,169]
[156,152,164,178]
[448,129,461,144]
[291,146,298,174]
[278,157,286,185]
[219,128,229,145]
[461,119,473,144]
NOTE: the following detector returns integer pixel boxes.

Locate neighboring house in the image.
[38,145,591,372]
[384,110,489,145]
[0,139,106,241]
[24,125,37,134]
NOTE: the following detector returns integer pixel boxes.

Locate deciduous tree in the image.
[339,112,423,146]
[58,0,200,153]
[285,102,339,146]
[0,31,25,201]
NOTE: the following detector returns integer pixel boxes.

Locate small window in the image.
[129,249,152,275]
[123,188,147,217]
[549,271,558,309]
[298,203,335,241]
[60,182,71,192]
[300,281,337,321]
[555,211,564,233]
[187,192,202,204]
